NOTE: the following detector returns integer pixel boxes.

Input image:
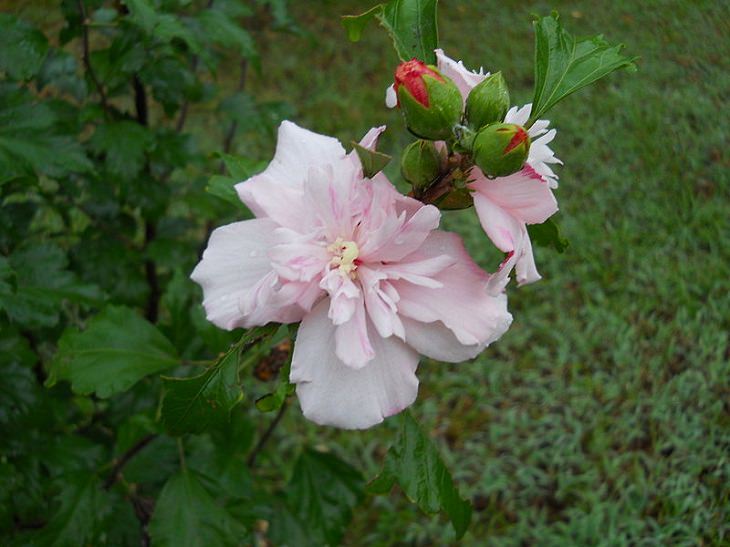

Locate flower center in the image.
[327,238,360,279]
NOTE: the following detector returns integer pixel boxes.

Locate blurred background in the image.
[3,0,729,544]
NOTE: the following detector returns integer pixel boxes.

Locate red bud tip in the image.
[502,126,529,154]
[394,59,443,107]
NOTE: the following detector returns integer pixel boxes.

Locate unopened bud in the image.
[401,140,442,190]
[394,59,462,140]
[472,123,530,177]
[465,72,510,129]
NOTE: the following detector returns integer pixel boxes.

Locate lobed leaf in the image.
[530,12,637,123]
[149,470,247,547]
[160,325,278,436]
[47,306,179,398]
[270,449,364,546]
[368,411,472,538]
[343,0,439,64]
[0,14,49,81]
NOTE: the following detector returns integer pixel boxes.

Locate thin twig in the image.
[221,59,249,161]
[247,400,288,468]
[104,434,158,490]
[77,0,109,114]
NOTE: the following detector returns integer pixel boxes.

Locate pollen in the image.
[327,238,360,278]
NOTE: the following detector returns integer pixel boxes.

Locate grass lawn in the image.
[244,1,729,544]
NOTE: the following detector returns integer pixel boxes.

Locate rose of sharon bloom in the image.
[191,121,512,429]
[400,49,562,292]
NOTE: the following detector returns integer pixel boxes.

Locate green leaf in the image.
[0,243,103,329]
[368,412,472,538]
[343,1,439,64]
[273,449,364,546]
[30,473,112,547]
[198,10,258,61]
[205,175,249,213]
[529,12,638,123]
[160,325,278,436]
[341,4,383,42]
[0,84,91,178]
[149,470,247,547]
[47,306,179,398]
[527,217,570,253]
[89,121,153,179]
[0,14,49,80]
[352,142,392,178]
[218,153,266,180]
[125,0,200,52]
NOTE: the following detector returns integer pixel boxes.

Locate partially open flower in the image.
[393,59,463,140]
[191,121,512,429]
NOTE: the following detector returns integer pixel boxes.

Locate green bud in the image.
[465,72,510,129]
[401,140,442,190]
[394,59,463,141]
[472,122,531,177]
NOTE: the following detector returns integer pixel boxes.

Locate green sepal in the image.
[352,142,392,178]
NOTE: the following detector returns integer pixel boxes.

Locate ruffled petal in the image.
[401,317,484,363]
[191,219,306,329]
[235,121,346,229]
[335,297,375,369]
[469,166,558,225]
[472,193,542,293]
[291,300,419,429]
[392,231,513,346]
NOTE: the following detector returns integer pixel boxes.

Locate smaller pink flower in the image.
[192,121,512,429]
[431,50,562,290]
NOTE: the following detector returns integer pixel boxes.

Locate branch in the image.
[247,400,288,468]
[77,0,110,114]
[104,433,158,490]
[221,59,249,159]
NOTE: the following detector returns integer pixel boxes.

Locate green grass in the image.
[244,1,729,544]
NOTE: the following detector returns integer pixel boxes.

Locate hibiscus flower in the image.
[191,121,512,429]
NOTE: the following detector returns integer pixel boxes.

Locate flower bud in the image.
[394,59,463,141]
[472,123,530,177]
[401,140,442,190]
[465,72,510,129]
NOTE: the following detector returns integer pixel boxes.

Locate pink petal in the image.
[335,297,375,369]
[191,219,306,329]
[401,317,485,363]
[235,121,346,229]
[434,48,488,103]
[290,300,419,429]
[359,204,441,263]
[472,192,543,293]
[469,166,558,225]
[393,231,513,346]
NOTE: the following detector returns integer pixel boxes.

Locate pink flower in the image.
[191,121,512,429]
[433,50,562,291]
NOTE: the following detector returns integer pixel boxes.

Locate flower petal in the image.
[434,48,488,103]
[469,166,558,225]
[291,300,419,429]
[393,231,513,346]
[191,219,306,329]
[335,297,375,369]
[235,121,346,229]
[402,318,487,362]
